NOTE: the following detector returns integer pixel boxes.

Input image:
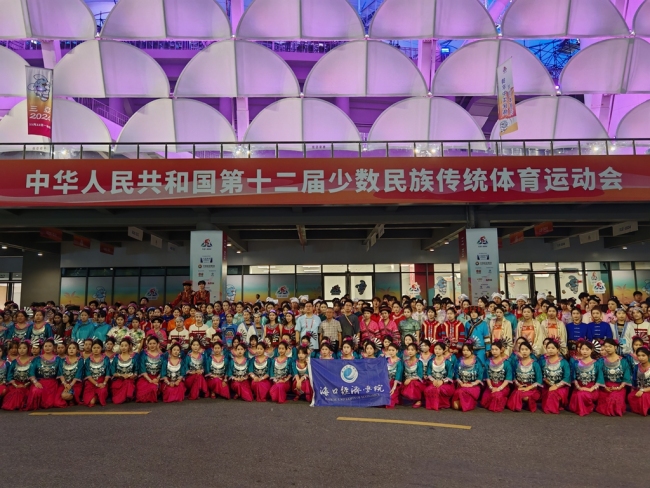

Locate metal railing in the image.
[0,139,649,160]
[74,98,129,127]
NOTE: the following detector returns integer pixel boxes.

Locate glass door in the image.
[505,273,531,299]
[533,273,557,299]
[350,274,373,301]
[324,275,347,301]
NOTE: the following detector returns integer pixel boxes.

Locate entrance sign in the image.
[25,67,53,138]
[310,359,390,407]
[459,229,500,304]
[3,156,644,207]
[190,231,227,300]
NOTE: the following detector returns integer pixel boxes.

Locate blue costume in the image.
[27,323,53,344]
[71,320,96,344]
[586,321,613,341]
[566,322,588,341]
[464,318,491,364]
[538,356,571,386]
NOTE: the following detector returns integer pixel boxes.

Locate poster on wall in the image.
[459,229,500,304]
[190,231,227,300]
[25,67,53,138]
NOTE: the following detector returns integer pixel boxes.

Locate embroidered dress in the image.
[569,359,604,416]
[480,358,512,412]
[205,352,230,399]
[451,357,483,411]
[424,357,455,411]
[229,357,253,402]
[539,356,571,414]
[248,356,272,402]
[489,319,513,356]
[28,323,52,344]
[269,356,293,404]
[57,357,83,405]
[2,358,33,411]
[0,359,8,400]
[136,351,163,403]
[184,352,208,400]
[400,358,424,404]
[25,356,62,410]
[386,357,404,408]
[161,357,187,403]
[82,355,112,407]
[110,354,137,404]
[628,363,650,416]
[595,356,632,417]
[507,359,542,413]
[291,360,312,402]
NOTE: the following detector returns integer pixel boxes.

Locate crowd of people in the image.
[0,279,649,416]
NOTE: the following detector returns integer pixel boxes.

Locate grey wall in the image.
[60,241,190,268]
[22,251,60,304]
[0,257,23,272]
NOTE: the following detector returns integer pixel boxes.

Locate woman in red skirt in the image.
[25,338,62,410]
[136,336,164,403]
[401,343,424,408]
[205,339,230,400]
[424,341,455,411]
[291,346,312,402]
[110,338,138,404]
[481,340,512,413]
[385,343,403,408]
[596,338,632,417]
[248,342,272,402]
[161,343,187,403]
[0,351,9,406]
[2,341,33,411]
[229,343,253,401]
[628,346,650,415]
[82,339,112,407]
[507,340,542,413]
[269,341,293,403]
[539,338,571,414]
[569,340,604,416]
[184,339,207,400]
[452,342,484,411]
[57,342,83,405]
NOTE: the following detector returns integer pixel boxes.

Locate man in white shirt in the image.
[188,312,209,341]
[295,301,321,350]
[168,317,190,351]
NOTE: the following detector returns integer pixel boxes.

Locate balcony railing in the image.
[0,139,649,160]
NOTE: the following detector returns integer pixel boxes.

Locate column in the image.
[21,250,61,306]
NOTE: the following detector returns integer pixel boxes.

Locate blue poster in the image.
[309,359,390,407]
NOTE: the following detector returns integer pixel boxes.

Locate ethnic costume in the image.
[248,356,272,402]
[480,357,513,413]
[136,351,163,403]
[386,357,404,408]
[421,320,440,343]
[82,355,112,407]
[7,323,30,342]
[229,357,253,402]
[264,324,282,348]
[377,319,400,344]
[488,319,514,357]
[27,323,53,344]
[204,351,231,399]
[269,356,293,404]
[438,321,466,356]
[628,362,650,416]
[184,352,208,400]
[506,358,542,413]
[540,320,568,355]
[539,356,571,414]
[400,357,424,405]
[424,357,455,411]
[516,320,546,356]
[57,357,84,405]
[2,357,33,410]
[25,355,62,410]
[291,359,312,402]
[464,317,491,364]
[596,356,632,417]
[110,353,137,404]
[0,359,8,404]
[161,356,187,403]
[569,358,604,416]
[452,357,484,411]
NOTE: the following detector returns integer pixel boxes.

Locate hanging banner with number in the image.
[497,58,518,136]
[25,67,53,138]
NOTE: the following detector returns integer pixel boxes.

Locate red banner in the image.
[534,221,554,237]
[99,242,114,255]
[40,227,62,241]
[73,235,91,249]
[2,156,649,207]
[509,231,525,245]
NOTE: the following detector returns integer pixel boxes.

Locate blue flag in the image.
[309,358,390,407]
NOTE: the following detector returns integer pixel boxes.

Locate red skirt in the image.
[595,381,627,417]
[480,382,510,413]
[569,382,599,416]
[207,377,230,399]
[292,377,312,402]
[424,382,455,411]
[541,385,569,414]
[2,384,29,411]
[162,381,186,403]
[0,384,6,399]
[230,379,253,402]
[135,376,160,403]
[270,380,291,404]
[25,378,62,411]
[82,377,109,407]
[507,386,541,413]
[57,382,83,405]
[452,385,481,412]
[401,380,424,403]
[185,374,208,400]
[250,378,271,402]
[388,379,401,409]
[111,378,136,404]
[628,390,650,416]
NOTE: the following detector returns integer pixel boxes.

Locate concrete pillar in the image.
[219,97,233,124]
[417,39,434,90]
[334,97,350,116]
[21,250,61,306]
[40,40,62,69]
[236,97,249,142]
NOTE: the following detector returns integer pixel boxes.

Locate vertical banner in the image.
[26,67,53,138]
[458,230,468,303]
[460,229,500,304]
[190,231,226,300]
[497,58,518,136]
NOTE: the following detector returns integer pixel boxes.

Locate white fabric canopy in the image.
[53,40,170,98]
[174,40,300,98]
[117,99,236,153]
[0,45,29,96]
[501,0,629,38]
[616,99,650,139]
[634,0,650,37]
[237,0,364,40]
[0,0,96,40]
[369,0,496,39]
[304,41,428,97]
[488,96,608,140]
[0,99,111,144]
[432,39,555,96]
[244,98,360,142]
[559,38,650,94]
[368,97,485,142]
[100,0,231,40]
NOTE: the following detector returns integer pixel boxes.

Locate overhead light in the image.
[1,246,6,249]
[429,248,434,252]
[444,241,449,245]
[236,250,241,254]
[227,243,232,247]
[37,253,43,256]
[622,246,628,250]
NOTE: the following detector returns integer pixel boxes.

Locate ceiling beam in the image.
[421,224,466,251]
[604,227,650,248]
[216,225,248,252]
[0,235,61,254]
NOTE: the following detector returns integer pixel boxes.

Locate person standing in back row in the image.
[338,300,360,345]
[295,301,321,351]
